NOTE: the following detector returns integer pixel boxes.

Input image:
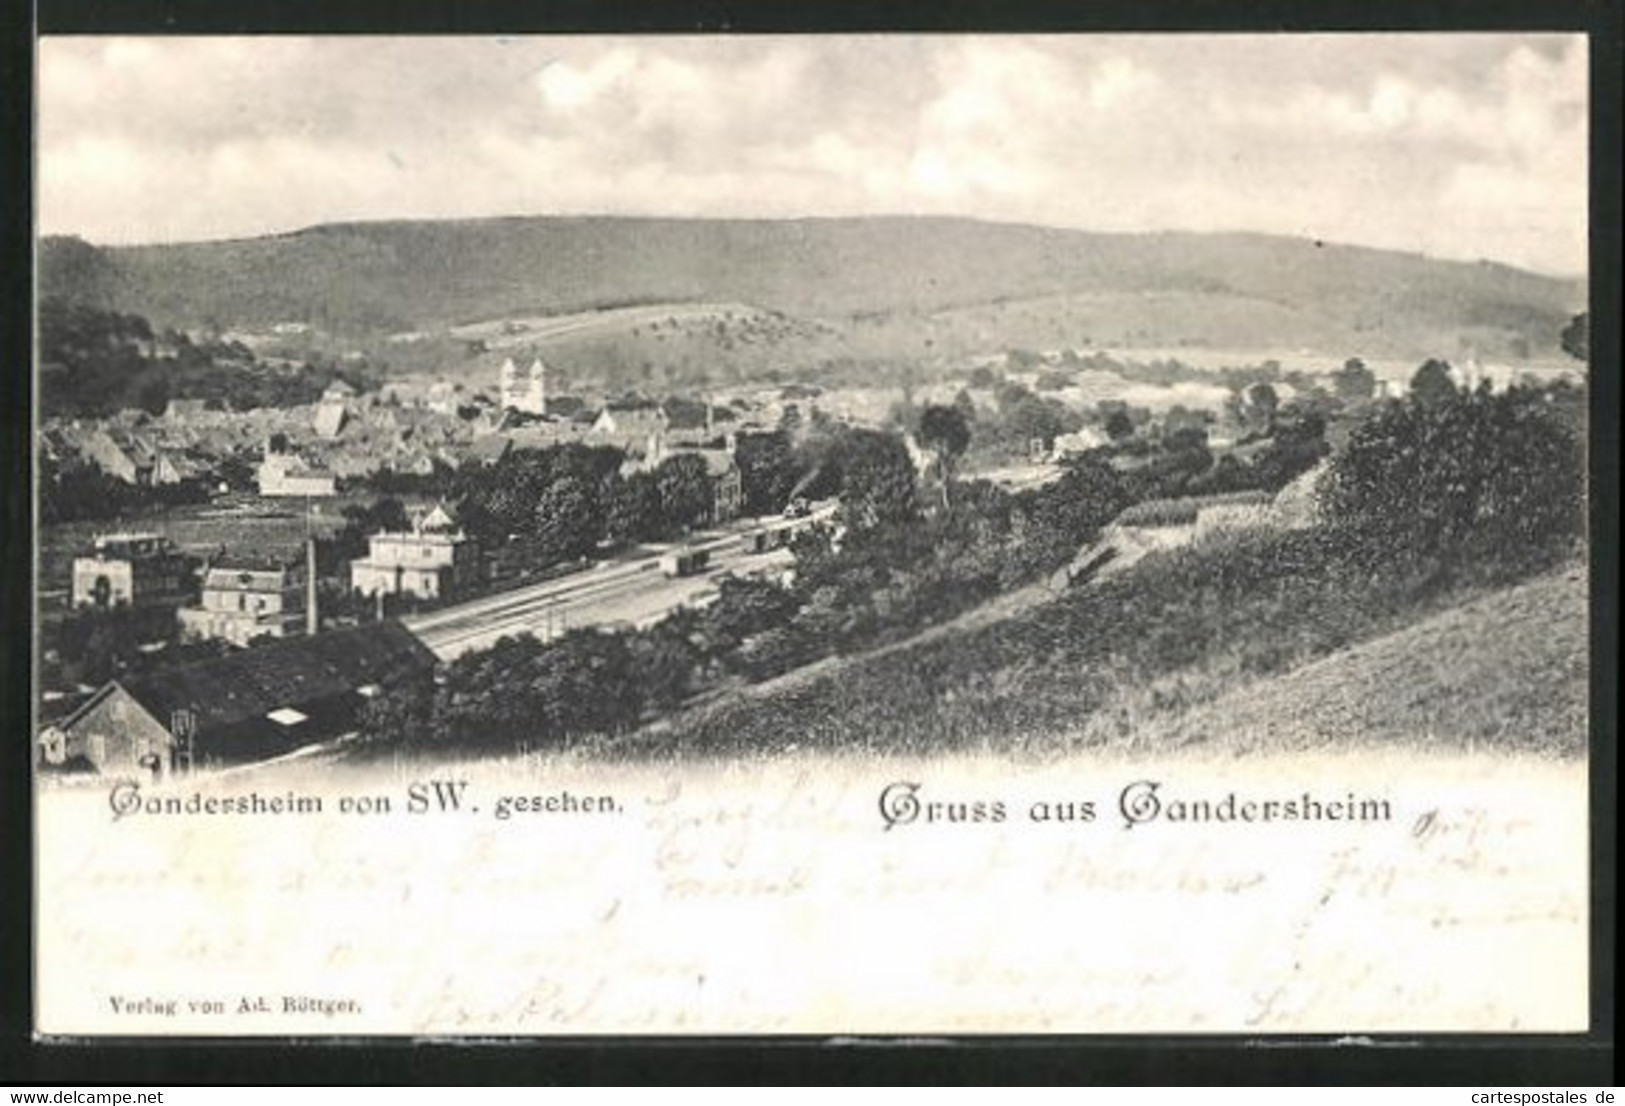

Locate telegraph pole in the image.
[305,495,319,635]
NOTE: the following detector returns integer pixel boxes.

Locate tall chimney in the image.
[306,535,319,635]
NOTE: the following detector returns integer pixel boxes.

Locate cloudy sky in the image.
[38,35,1588,275]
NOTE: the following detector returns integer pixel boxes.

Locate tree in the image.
[1242,382,1280,432]
[1326,384,1583,569]
[437,630,642,749]
[604,471,660,546]
[531,475,601,563]
[358,674,436,747]
[1332,357,1378,403]
[655,453,715,533]
[697,576,802,658]
[837,428,917,530]
[39,237,120,309]
[732,430,800,516]
[1104,409,1135,442]
[916,404,972,508]
[952,388,978,425]
[1000,390,1073,454]
[625,624,700,713]
[1561,313,1588,363]
[1410,359,1458,409]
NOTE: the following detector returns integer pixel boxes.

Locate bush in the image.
[1325,384,1584,576]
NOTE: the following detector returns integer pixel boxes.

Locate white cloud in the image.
[37,34,1589,274]
[535,49,637,112]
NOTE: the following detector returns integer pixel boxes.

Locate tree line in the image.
[39,299,378,418]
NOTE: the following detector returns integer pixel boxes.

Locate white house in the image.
[350,504,483,601]
[71,533,193,610]
[257,451,337,497]
[178,554,309,646]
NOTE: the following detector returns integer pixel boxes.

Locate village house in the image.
[321,379,357,403]
[312,398,349,440]
[1449,358,1523,393]
[80,427,159,485]
[162,398,212,424]
[425,380,462,415]
[257,449,337,497]
[461,433,517,467]
[1206,415,1248,450]
[350,504,483,601]
[152,449,211,485]
[37,426,74,466]
[386,449,439,477]
[38,621,437,776]
[177,552,310,646]
[1049,426,1110,461]
[589,403,671,459]
[71,533,196,610]
[461,419,591,467]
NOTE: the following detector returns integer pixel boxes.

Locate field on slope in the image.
[1090,564,1588,756]
[606,533,1587,762]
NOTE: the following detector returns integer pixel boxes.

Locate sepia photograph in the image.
[29,32,1598,1038]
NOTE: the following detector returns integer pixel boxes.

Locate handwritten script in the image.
[36,751,1587,1035]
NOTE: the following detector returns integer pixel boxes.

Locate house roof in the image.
[420,504,457,531]
[662,401,712,431]
[592,406,669,440]
[463,435,513,464]
[313,402,348,439]
[202,570,301,593]
[108,621,435,736]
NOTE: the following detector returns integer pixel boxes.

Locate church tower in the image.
[525,358,547,416]
[500,356,547,415]
[499,358,519,411]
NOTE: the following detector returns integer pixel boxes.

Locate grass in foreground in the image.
[592,528,1587,762]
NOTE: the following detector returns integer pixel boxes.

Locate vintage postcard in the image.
[32,33,1595,1037]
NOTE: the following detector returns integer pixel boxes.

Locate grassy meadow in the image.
[596,529,1588,763]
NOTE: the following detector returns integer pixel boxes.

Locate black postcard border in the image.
[2,0,1618,1086]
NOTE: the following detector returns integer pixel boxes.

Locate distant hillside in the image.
[40,216,1586,371]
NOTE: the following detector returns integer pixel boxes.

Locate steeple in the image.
[527,357,547,416]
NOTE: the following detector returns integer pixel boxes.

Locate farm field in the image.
[447,301,773,347]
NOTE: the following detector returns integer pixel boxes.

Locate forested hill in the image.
[40,216,1585,359]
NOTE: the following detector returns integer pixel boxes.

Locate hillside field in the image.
[604,535,1588,762]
